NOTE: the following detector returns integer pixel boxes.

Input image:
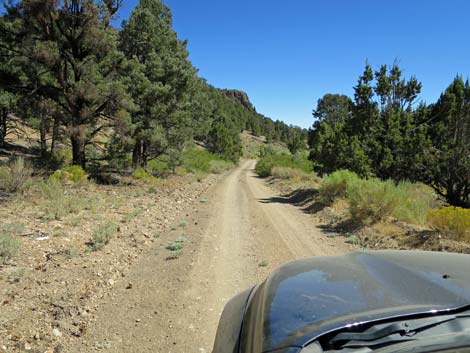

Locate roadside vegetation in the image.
[253,62,469,251]
[255,152,312,177]
[319,170,438,226]
[257,158,468,251]
[308,64,470,209]
[428,207,470,242]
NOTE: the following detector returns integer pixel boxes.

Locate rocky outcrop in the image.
[221,89,256,113]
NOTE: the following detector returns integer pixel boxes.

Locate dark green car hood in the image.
[238,250,470,352]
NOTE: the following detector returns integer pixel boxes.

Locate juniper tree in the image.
[420,77,470,207]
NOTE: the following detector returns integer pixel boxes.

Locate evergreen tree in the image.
[0,0,128,168]
[309,93,370,175]
[119,0,196,167]
[0,91,16,147]
[207,115,242,162]
[420,77,470,207]
[371,64,422,179]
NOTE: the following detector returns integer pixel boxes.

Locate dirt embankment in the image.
[0,173,222,353]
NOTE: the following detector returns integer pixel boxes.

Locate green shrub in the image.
[132,167,151,179]
[39,179,91,220]
[392,183,438,225]
[428,207,470,241]
[209,160,234,174]
[348,178,402,224]
[0,158,33,193]
[181,148,234,175]
[0,234,20,264]
[347,178,436,225]
[320,170,437,225]
[259,145,277,157]
[90,222,118,251]
[166,236,186,252]
[147,159,171,176]
[181,149,213,173]
[319,170,360,203]
[255,154,312,178]
[0,222,25,235]
[39,178,64,199]
[50,165,87,184]
[54,148,73,166]
[166,241,183,251]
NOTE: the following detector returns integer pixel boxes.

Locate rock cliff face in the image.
[221,89,256,113]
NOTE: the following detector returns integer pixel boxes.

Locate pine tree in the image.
[0,0,127,168]
[119,0,196,167]
[207,115,242,162]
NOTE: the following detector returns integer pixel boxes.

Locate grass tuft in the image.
[0,234,21,264]
[39,179,92,220]
[90,222,118,251]
[0,157,33,193]
[259,260,269,267]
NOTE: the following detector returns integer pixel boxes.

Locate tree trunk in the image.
[39,114,47,153]
[132,139,142,167]
[70,126,86,168]
[0,108,7,147]
[141,140,148,167]
[50,116,60,154]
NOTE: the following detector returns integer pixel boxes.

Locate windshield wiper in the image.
[329,314,468,349]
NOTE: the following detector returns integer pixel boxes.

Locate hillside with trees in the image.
[0,0,303,171]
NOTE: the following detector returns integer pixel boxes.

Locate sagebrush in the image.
[0,158,33,193]
[0,234,20,264]
[91,222,119,251]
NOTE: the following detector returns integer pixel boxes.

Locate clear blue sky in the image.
[116,0,470,128]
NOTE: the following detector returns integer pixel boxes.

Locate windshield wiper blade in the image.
[329,315,458,347]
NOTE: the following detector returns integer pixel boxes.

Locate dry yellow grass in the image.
[428,207,470,242]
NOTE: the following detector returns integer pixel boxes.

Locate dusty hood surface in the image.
[239,250,470,352]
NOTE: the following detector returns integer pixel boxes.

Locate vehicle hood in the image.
[239,250,470,352]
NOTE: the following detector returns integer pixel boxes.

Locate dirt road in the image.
[67,160,353,352]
